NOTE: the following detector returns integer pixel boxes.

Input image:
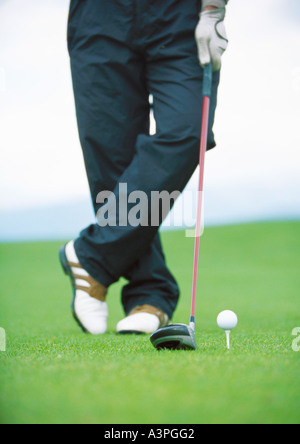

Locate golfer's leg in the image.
[68,0,180,311]
[63,0,151,333]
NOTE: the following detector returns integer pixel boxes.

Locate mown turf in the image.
[0,222,300,424]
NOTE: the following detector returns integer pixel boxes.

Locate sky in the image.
[0,0,299,239]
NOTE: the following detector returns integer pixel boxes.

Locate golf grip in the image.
[190,63,213,326]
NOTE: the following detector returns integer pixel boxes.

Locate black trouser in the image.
[68,0,220,319]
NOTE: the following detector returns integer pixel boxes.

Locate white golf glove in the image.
[195,0,229,71]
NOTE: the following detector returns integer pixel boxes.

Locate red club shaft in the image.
[190,96,210,324]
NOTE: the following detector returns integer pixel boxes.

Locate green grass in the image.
[0,222,300,424]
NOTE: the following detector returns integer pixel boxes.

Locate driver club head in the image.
[150,324,198,351]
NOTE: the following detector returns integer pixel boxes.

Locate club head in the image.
[150,324,198,351]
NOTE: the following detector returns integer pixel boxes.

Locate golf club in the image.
[150,63,213,350]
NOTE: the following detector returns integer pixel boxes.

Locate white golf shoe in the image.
[59,241,108,335]
[117,305,170,334]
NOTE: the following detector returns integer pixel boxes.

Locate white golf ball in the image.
[217,311,238,330]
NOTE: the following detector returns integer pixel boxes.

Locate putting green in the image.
[0,222,299,424]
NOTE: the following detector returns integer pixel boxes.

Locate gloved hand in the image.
[195,0,229,71]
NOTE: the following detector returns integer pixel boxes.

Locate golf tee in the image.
[225,330,231,350]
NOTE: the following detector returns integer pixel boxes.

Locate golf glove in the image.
[195,0,229,71]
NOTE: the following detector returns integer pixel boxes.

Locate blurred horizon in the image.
[0,186,300,242]
[0,0,300,242]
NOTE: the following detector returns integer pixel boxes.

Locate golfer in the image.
[60,0,229,335]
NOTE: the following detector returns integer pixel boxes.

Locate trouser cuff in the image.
[74,238,116,288]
